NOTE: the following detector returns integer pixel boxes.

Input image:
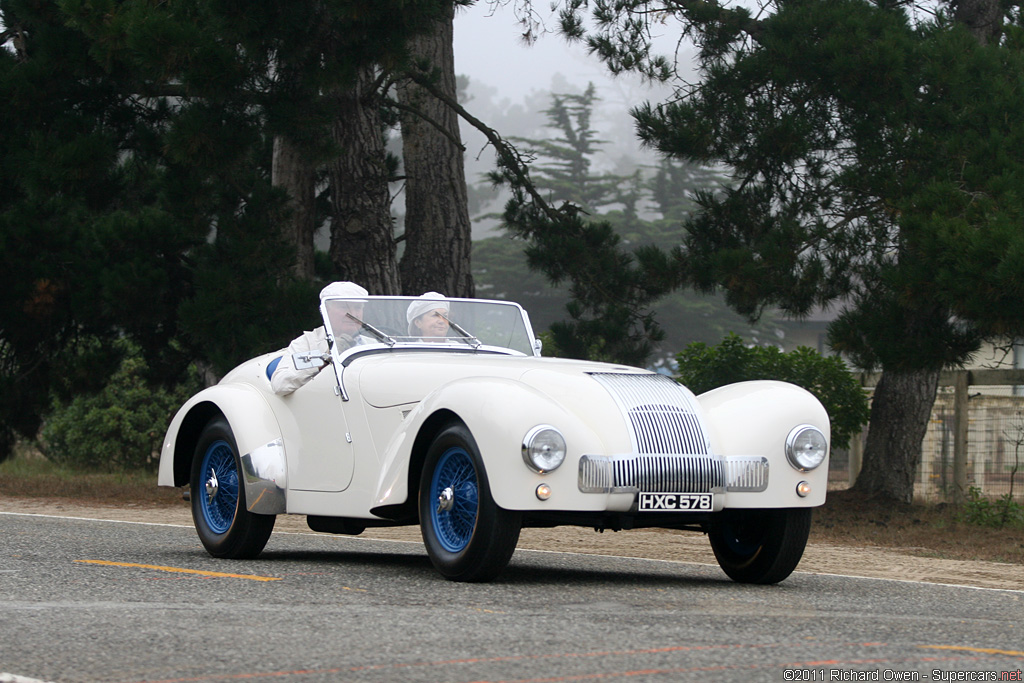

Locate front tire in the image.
[190,417,275,559]
[707,508,811,584]
[419,423,521,582]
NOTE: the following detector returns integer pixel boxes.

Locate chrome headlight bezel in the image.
[785,424,828,472]
[522,425,566,474]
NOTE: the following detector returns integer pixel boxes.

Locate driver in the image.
[271,281,369,395]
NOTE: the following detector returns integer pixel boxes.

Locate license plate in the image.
[638,492,713,512]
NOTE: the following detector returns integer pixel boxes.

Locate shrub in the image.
[39,354,200,472]
[957,486,1024,528]
[675,333,870,450]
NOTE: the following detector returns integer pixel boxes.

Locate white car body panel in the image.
[161,296,832,561]
[697,380,830,507]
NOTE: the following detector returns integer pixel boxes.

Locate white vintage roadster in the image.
[159,296,830,584]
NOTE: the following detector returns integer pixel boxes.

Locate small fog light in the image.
[535,484,552,501]
[796,481,812,498]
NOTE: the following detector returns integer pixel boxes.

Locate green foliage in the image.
[510,84,632,214]
[0,0,448,456]
[472,214,783,361]
[39,348,201,472]
[957,487,1024,529]
[557,0,1024,374]
[674,334,870,450]
[0,0,159,459]
[553,0,1024,502]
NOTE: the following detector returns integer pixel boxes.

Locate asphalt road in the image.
[1,511,1022,683]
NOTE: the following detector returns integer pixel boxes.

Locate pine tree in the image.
[551,0,1024,502]
[511,84,628,213]
[0,0,201,457]
[0,0,456,457]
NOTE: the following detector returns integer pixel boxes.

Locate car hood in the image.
[354,352,638,409]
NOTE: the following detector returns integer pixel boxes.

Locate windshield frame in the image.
[316,296,541,400]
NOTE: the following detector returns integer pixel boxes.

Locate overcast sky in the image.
[452,4,609,101]
[451,2,689,104]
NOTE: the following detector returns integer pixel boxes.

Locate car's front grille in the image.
[578,454,724,493]
[588,372,709,456]
[581,372,770,496]
[578,454,769,494]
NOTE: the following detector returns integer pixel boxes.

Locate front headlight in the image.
[786,425,828,471]
[522,425,566,473]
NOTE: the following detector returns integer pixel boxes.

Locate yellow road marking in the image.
[75,559,282,582]
[919,644,1024,657]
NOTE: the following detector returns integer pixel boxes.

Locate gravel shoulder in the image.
[3,497,1022,592]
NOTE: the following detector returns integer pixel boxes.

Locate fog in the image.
[450,3,693,238]
[453,3,615,103]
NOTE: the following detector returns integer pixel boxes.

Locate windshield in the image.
[320,297,538,356]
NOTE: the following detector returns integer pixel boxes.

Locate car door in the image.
[275,365,356,492]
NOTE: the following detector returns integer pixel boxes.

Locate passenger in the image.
[406,292,451,341]
[271,281,369,395]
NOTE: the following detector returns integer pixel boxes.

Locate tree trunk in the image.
[328,67,400,295]
[952,0,1003,44]
[271,135,317,281]
[853,368,941,503]
[396,2,474,298]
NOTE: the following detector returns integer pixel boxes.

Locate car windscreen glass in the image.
[321,297,536,355]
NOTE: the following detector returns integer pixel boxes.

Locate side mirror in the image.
[533,338,543,356]
[293,352,330,370]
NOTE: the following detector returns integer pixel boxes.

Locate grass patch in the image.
[0,447,180,506]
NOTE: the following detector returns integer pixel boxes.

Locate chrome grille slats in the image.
[578,455,613,492]
[579,454,725,493]
[631,407,706,455]
[724,456,769,492]
[589,372,709,456]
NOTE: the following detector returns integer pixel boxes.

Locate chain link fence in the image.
[919,387,1024,501]
[829,372,1024,502]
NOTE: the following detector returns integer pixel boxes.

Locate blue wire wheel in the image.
[428,446,479,553]
[198,439,240,535]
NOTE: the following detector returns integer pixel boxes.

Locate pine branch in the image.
[404,70,565,225]
[384,92,466,152]
[663,0,765,42]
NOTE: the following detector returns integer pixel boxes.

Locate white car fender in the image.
[698,380,831,507]
[158,383,285,491]
[374,376,621,512]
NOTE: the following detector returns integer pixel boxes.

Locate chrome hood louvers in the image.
[581,373,767,495]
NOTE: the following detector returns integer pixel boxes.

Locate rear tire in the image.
[190,417,275,559]
[708,508,811,584]
[419,423,521,582]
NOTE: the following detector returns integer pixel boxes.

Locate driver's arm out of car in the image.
[271,327,329,395]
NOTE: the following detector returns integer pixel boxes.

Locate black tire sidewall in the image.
[708,508,812,584]
[418,423,520,581]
